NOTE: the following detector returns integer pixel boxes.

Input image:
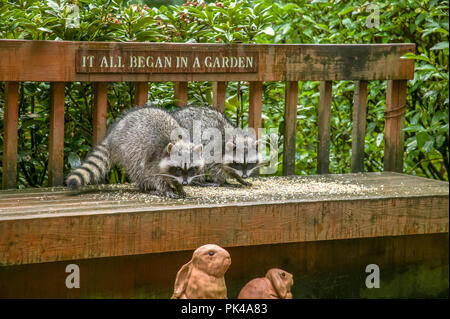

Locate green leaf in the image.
[430,41,449,50]
[406,139,417,152]
[338,6,354,16]
[262,26,274,36]
[415,12,427,26]
[436,135,445,148]
[401,53,431,62]
[416,131,430,149]
[375,133,383,147]
[37,27,52,33]
[403,124,424,132]
[422,139,434,153]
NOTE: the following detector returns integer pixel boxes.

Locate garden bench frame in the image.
[0,40,448,298]
[1,40,415,188]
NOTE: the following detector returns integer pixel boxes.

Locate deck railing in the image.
[0,40,415,189]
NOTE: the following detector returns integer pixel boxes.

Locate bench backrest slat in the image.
[2,82,19,190]
[92,82,109,147]
[385,80,408,172]
[317,81,333,174]
[134,82,149,107]
[248,81,263,139]
[282,81,298,176]
[212,81,227,113]
[351,80,369,173]
[48,82,65,187]
[174,81,189,107]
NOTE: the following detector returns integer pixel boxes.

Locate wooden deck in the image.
[1,172,448,266]
[0,172,448,298]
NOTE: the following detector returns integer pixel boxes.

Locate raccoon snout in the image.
[242,173,248,178]
[182,181,188,185]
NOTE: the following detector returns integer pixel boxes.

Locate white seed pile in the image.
[88,176,374,206]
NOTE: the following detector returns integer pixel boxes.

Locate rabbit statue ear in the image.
[267,269,288,299]
[171,261,192,299]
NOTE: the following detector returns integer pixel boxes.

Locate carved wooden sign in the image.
[76,50,258,73]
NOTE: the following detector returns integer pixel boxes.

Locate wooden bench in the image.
[0,40,448,298]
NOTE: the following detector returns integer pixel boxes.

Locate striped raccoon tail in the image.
[66,142,111,189]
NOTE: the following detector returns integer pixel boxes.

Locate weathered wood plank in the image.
[0,173,447,266]
[248,81,263,138]
[134,82,148,106]
[283,81,298,176]
[92,82,108,146]
[0,196,124,208]
[0,172,447,198]
[384,80,407,172]
[0,195,447,266]
[0,201,149,215]
[351,80,368,173]
[212,81,226,113]
[317,81,332,174]
[0,234,447,298]
[48,82,65,187]
[0,40,415,82]
[174,81,188,107]
[2,82,19,190]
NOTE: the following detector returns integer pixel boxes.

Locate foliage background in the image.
[0,0,448,187]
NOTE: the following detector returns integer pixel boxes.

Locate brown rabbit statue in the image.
[171,244,231,299]
[237,268,294,299]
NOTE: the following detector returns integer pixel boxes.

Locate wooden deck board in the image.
[0,172,447,266]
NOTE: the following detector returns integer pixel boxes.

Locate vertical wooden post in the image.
[134,82,148,106]
[174,82,188,107]
[384,80,407,172]
[48,82,65,187]
[212,81,226,113]
[2,82,19,189]
[282,81,298,176]
[317,81,332,174]
[248,81,263,138]
[92,82,108,147]
[351,80,368,173]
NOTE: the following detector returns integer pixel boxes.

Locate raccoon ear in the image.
[194,144,203,155]
[166,143,174,155]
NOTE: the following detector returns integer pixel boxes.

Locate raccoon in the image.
[171,105,261,186]
[66,106,204,198]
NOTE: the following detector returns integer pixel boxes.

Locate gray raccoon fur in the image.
[171,105,260,186]
[66,106,204,198]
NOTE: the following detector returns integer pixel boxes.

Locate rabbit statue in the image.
[171,244,231,299]
[237,268,294,299]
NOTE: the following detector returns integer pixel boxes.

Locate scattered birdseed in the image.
[86,176,377,206]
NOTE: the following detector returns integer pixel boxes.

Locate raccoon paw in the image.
[177,189,187,198]
[156,190,180,199]
[170,183,186,198]
[194,181,222,187]
[234,176,252,187]
[240,180,253,187]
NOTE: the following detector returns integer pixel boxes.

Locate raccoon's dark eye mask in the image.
[169,167,183,176]
[230,162,257,171]
[187,167,197,176]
